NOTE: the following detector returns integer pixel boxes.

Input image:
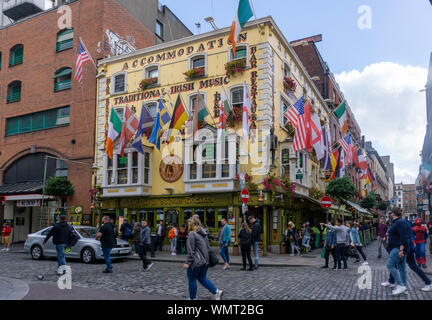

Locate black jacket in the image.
[251,220,261,242]
[44,221,71,245]
[238,229,252,246]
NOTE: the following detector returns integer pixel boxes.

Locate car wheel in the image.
[31,245,44,260]
[81,247,95,264]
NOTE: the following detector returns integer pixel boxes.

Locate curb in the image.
[0,277,30,300]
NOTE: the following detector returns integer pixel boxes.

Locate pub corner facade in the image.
[93,17,348,253]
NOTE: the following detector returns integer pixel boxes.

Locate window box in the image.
[226,106,242,128]
[283,77,297,94]
[184,67,205,80]
[139,77,158,91]
[225,58,247,76]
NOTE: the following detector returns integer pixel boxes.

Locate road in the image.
[1,241,432,300]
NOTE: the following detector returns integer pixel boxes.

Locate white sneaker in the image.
[421,284,432,292]
[145,262,153,270]
[5,248,9,252]
[172,252,176,255]
[381,281,396,288]
[392,285,407,295]
[215,289,223,300]
[362,261,368,265]
[289,254,294,257]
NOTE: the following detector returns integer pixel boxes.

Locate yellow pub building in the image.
[93,17,349,253]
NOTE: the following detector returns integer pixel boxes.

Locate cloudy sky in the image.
[162,0,432,183]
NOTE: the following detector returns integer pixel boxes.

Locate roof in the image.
[0,182,44,195]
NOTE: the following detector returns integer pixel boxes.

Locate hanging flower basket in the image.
[309,187,323,200]
[283,77,297,93]
[139,77,158,91]
[226,106,242,128]
[225,58,247,76]
[184,67,205,79]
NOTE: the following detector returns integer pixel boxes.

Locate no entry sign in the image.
[241,189,249,204]
[321,196,332,209]
[429,182,432,193]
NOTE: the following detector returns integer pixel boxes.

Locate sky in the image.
[162,0,432,183]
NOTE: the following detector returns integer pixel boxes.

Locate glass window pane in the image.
[192,57,205,69]
[217,209,228,228]
[205,208,215,229]
[231,88,243,108]
[45,109,57,128]
[146,104,157,119]
[132,168,138,184]
[144,169,149,184]
[114,74,125,92]
[184,209,193,224]
[147,209,155,228]
[132,152,138,167]
[6,118,19,135]
[235,48,246,59]
[20,115,31,132]
[144,152,150,168]
[117,169,127,184]
[190,163,197,180]
[156,21,163,38]
[147,68,158,79]
[117,156,127,168]
[195,209,205,224]
[32,112,44,131]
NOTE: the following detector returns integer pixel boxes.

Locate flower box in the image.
[283,77,297,94]
[184,67,205,79]
[139,77,158,91]
[225,58,247,76]
[226,106,242,128]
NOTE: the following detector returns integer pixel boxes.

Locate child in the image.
[168,224,178,256]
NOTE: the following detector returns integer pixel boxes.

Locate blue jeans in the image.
[170,238,177,252]
[253,241,259,268]
[219,244,230,264]
[102,247,113,270]
[56,244,67,268]
[186,265,217,300]
[387,248,407,286]
[335,243,348,269]
[302,235,311,248]
[134,241,140,255]
[389,248,431,285]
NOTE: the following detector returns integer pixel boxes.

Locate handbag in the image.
[208,249,219,267]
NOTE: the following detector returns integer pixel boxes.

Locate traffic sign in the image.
[321,196,332,209]
[429,182,432,192]
[241,189,249,204]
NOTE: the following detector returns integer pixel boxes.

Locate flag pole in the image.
[79,36,97,70]
[248,0,261,33]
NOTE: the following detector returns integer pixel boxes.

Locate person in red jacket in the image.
[1,223,12,252]
[413,218,428,268]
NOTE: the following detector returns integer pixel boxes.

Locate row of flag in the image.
[105,83,252,159]
[284,95,377,191]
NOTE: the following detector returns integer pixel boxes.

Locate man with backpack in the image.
[43,215,76,275]
[96,216,117,273]
[120,219,132,241]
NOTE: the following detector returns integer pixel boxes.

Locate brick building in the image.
[402,184,416,218]
[0,0,190,242]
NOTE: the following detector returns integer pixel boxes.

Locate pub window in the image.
[202,142,216,179]
[231,86,243,109]
[229,44,248,61]
[189,54,206,76]
[56,28,74,52]
[206,208,216,229]
[9,44,23,66]
[221,139,230,178]
[117,155,128,185]
[144,65,160,87]
[107,157,114,185]
[131,152,139,184]
[7,80,21,103]
[53,67,72,92]
[104,150,151,186]
[156,209,164,224]
[144,102,158,120]
[112,72,127,94]
[144,152,151,184]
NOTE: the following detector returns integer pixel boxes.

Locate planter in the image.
[225,58,247,77]
[139,77,158,91]
[226,106,242,128]
[283,77,297,93]
[184,67,205,80]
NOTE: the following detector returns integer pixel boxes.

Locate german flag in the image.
[168,94,188,143]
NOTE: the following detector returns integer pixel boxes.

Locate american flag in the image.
[285,96,307,152]
[339,134,353,165]
[75,39,91,83]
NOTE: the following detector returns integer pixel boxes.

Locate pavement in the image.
[3,239,432,300]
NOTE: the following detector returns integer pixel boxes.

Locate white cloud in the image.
[335,62,427,184]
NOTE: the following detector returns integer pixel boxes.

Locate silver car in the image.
[24,225,132,263]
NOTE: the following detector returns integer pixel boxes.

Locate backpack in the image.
[68,225,80,247]
[168,228,175,240]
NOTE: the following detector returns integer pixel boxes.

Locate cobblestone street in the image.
[1,241,432,300]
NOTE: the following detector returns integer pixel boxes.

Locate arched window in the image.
[9,44,23,66]
[56,28,74,52]
[144,101,158,119]
[7,81,21,103]
[143,64,160,88]
[53,67,72,92]
[229,44,248,61]
[230,86,243,109]
[188,54,207,77]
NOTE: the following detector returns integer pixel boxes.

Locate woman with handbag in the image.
[184,215,223,300]
[238,222,254,271]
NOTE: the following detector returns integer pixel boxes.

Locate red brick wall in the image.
[0,0,156,214]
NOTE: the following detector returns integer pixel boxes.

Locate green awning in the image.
[52,68,72,79]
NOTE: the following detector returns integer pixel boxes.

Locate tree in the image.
[376,200,388,211]
[360,196,376,210]
[326,177,356,217]
[44,176,75,198]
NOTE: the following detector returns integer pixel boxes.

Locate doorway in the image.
[246,206,265,251]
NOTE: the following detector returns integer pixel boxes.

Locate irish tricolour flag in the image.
[334,101,348,135]
[106,108,123,159]
[228,0,254,57]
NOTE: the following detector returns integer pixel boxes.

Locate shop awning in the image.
[328,204,352,216]
[344,199,369,214]
[0,182,44,195]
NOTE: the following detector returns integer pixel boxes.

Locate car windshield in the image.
[75,227,98,239]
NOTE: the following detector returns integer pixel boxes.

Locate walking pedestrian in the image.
[140,219,153,271]
[412,218,428,268]
[218,218,231,270]
[177,225,188,255]
[321,221,337,269]
[168,224,178,256]
[238,222,254,271]
[184,215,223,300]
[120,219,133,242]
[377,217,388,259]
[382,207,410,295]
[382,218,432,292]
[347,221,368,265]
[155,220,165,252]
[96,216,117,273]
[286,222,300,256]
[132,222,141,257]
[1,222,12,252]
[322,219,349,269]
[311,225,321,249]
[248,216,261,269]
[42,215,73,275]
[300,223,311,253]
